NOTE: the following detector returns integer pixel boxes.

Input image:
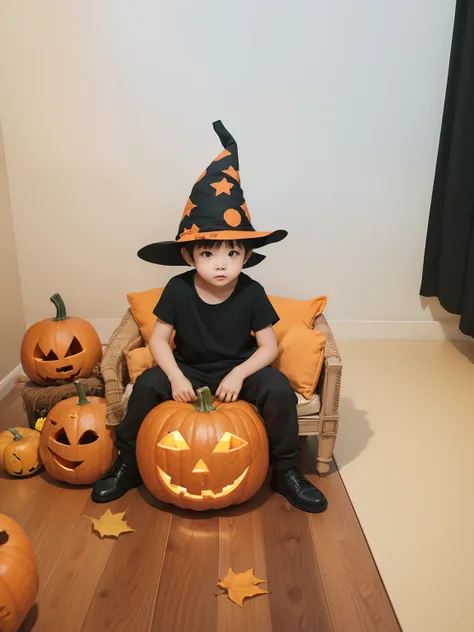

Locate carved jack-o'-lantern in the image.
[0,513,38,632]
[0,428,41,477]
[21,293,102,385]
[39,381,115,485]
[136,387,269,511]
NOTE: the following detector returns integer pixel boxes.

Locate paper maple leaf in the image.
[89,509,135,539]
[217,567,269,607]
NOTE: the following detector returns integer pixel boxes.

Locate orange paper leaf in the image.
[217,567,269,607]
[89,509,135,539]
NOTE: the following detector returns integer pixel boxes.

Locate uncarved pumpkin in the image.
[39,381,115,485]
[136,387,269,511]
[0,428,41,477]
[21,293,102,385]
[0,514,38,632]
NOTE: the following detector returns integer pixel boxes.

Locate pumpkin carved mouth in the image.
[157,466,249,500]
[43,368,81,383]
[56,364,74,373]
[48,448,83,471]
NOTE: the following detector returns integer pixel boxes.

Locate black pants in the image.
[115,364,300,472]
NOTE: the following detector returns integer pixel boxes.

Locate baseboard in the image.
[88,317,473,343]
[329,319,472,341]
[0,364,25,401]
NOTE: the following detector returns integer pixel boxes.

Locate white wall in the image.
[0,0,461,339]
[0,117,25,380]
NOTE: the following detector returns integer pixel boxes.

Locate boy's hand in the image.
[216,369,244,403]
[170,372,197,403]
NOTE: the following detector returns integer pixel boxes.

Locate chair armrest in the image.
[315,314,342,417]
[101,309,143,426]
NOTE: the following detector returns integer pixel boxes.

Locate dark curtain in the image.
[420,0,474,337]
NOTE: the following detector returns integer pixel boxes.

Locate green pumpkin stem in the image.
[195,387,216,412]
[7,428,22,442]
[50,293,68,321]
[74,380,89,406]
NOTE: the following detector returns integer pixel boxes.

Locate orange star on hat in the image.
[138,120,287,268]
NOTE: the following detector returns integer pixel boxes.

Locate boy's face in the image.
[181,242,252,287]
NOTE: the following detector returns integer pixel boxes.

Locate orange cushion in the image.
[126,347,155,383]
[267,295,327,342]
[127,287,327,346]
[272,323,326,400]
[126,288,164,344]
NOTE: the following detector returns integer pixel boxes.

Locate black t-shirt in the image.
[153,271,279,374]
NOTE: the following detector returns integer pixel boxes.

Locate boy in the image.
[92,121,327,513]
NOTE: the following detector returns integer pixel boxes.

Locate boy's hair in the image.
[183,239,253,261]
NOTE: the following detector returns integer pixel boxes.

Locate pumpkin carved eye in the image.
[33,345,59,361]
[78,430,99,445]
[158,431,190,450]
[55,428,70,445]
[212,432,247,453]
[65,337,83,357]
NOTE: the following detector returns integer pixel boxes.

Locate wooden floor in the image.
[1,387,401,632]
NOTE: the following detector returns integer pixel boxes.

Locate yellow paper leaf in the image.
[89,509,135,539]
[217,567,269,607]
[35,417,46,432]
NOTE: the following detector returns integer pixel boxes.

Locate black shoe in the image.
[271,467,328,513]
[91,456,143,503]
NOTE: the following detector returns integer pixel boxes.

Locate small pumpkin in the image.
[136,387,269,511]
[0,428,41,477]
[21,293,102,385]
[39,381,115,485]
[0,514,38,632]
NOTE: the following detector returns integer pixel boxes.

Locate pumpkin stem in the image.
[74,380,89,406]
[195,387,216,412]
[7,428,22,442]
[50,293,68,321]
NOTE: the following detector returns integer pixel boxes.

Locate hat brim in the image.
[138,242,266,268]
[137,229,287,268]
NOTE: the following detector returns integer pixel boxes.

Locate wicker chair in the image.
[101,309,342,476]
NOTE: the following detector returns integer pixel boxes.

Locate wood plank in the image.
[82,488,172,632]
[261,489,333,632]
[19,490,136,632]
[0,470,44,520]
[305,460,401,632]
[152,511,219,632]
[17,473,91,595]
[217,484,272,632]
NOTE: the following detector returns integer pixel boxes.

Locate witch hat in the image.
[138,120,287,268]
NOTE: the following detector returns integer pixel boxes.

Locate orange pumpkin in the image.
[39,381,115,485]
[0,428,41,477]
[0,514,38,632]
[21,293,102,385]
[136,387,269,511]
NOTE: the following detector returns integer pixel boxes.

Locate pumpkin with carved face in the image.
[0,428,41,477]
[21,293,102,385]
[136,387,269,511]
[0,514,38,632]
[39,381,115,485]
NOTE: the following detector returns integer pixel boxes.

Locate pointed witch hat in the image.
[137,120,287,268]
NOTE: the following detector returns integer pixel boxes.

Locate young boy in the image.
[92,121,328,513]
